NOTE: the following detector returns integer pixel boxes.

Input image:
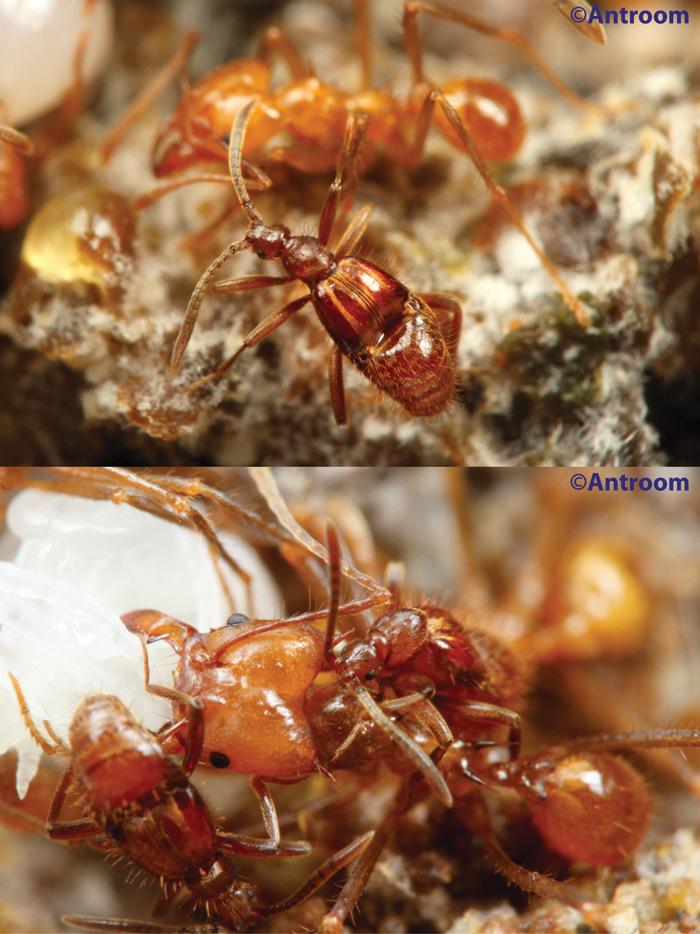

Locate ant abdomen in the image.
[514,752,651,866]
[431,79,526,163]
[365,306,455,416]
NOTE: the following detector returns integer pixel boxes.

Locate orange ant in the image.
[105,0,597,328]
[170,100,463,424]
[0,123,34,231]
[123,516,700,931]
[8,660,373,933]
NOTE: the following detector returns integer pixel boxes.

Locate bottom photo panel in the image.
[0,467,698,934]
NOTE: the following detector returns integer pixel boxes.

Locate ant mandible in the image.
[8,655,373,933]
[170,99,463,424]
[106,1,595,327]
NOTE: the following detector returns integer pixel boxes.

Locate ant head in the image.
[246,223,290,260]
[335,639,384,684]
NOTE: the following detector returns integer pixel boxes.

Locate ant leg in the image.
[178,295,310,393]
[258,25,308,80]
[466,794,587,907]
[558,726,700,756]
[456,700,521,759]
[171,237,250,373]
[431,88,589,326]
[318,806,400,933]
[133,170,271,212]
[250,776,280,850]
[552,0,607,45]
[329,345,347,426]
[101,31,199,163]
[403,1,603,113]
[258,830,374,919]
[46,767,102,842]
[217,833,309,858]
[334,203,373,258]
[7,674,64,755]
[419,292,462,355]
[354,0,374,90]
[137,635,204,777]
[213,274,293,293]
[64,918,221,932]
[318,111,369,247]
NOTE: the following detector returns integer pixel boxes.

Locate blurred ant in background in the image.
[104,0,607,326]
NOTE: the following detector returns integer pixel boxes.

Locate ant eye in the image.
[226,613,249,627]
[364,671,377,681]
[256,250,265,259]
[209,751,230,769]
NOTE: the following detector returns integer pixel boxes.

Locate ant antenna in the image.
[324,524,342,663]
[228,97,265,226]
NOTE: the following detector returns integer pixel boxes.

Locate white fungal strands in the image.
[0,488,281,797]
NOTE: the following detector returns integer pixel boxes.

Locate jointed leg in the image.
[133,168,271,212]
[179,294,310,393]
[457,700,521,760]
[171,238,249,373]
[8,674,66,756]
[329,345,347,426]
[318,111,369,246]
[138,635,204,777]
[334,203,373,258]
[250,776,280,850]
[258,25,308,80]
[430,88,589,326]
[101,31,199,163]
[45,766,103,842]
[403,1,602,113]
[552,0,606,45]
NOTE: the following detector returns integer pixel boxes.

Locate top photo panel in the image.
[0,0,698,466]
